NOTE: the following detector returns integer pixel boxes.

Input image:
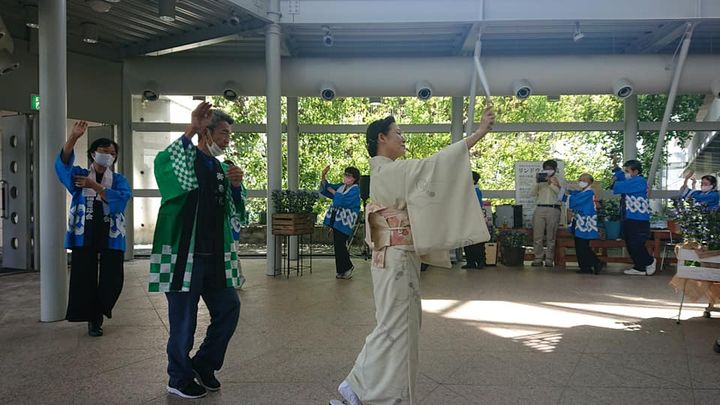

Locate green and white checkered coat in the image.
[148,137,245,293]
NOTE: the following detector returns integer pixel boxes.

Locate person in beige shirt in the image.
[530,159,562,267]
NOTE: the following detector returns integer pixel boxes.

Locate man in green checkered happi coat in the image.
[151,102,247,400]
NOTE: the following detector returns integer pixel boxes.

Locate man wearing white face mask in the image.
[150,102,246,399]
[530,159,562,267]
[55,121,132,337]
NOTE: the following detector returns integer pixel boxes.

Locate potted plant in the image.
[499,229,528,267]
[270,190,320,235]
[671,199,720,281]
[597,198,621,240]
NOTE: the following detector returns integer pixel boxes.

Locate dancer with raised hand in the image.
[150,102,245,399]
[330,107,495,405]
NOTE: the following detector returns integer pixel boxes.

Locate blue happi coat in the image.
[612,168,650,221]
[562,189,599,239]
[680,187,720,209]
[320,180,361,236]
[55,150,132,251]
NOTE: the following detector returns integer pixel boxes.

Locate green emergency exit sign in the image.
[31,94,40,110]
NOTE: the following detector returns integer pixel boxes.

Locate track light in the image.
[86,0,113,13]
[612,78,634,99]
[159,0,177,22]
[82,22,99,44]
[0,50,20,76]
[512,79,533,100]
[142,81,161,102]
[322,26,334,47]
[572,21,585,43]
[24,5,39,29]
[415,81,433,100]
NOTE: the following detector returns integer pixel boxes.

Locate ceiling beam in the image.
[119,23,265,58]
[279,0,720,24]
[226,0,272,23]
[624,21,688,53]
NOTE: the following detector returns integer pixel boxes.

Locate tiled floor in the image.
[1,258,718,404]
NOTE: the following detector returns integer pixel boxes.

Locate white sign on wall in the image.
[514,160,565,228]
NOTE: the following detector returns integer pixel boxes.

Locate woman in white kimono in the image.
[331,108,495,405]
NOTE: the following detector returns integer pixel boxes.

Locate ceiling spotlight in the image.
[322,25,334,47]
[24,5,39,29]
[572,21,585,43]
[86,0,113,13]
[104,0,122,3]
[369,97,382,106]
[82,22,100,44]
[159,0,176,22]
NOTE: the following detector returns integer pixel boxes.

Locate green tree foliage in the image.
[210,93,703,220]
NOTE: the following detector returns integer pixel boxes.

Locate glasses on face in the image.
[343,173,353,178]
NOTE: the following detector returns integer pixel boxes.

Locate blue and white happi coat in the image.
[612,168,650,221]
[561,188,599,240]
[320,180,361,236]
[679,186,720,209]
[55,150,132,251]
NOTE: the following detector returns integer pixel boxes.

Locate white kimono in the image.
[346,141,490,404]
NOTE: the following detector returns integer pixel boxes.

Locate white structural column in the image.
[121,64,134,261]
[265,0,282,276]
[39,0,68,322]
[648,24,694,188]
[623,94,638,161]
[451,97,464,143]
[287,97,299,260]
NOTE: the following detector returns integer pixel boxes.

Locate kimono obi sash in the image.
[365,203,414,268]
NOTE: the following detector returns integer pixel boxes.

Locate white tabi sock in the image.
[338,380,362,405]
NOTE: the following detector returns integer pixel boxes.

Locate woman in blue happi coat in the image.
[320,165,361,279]
[55,121,132,337]
[679,170,719,209]
[561,173,602,274]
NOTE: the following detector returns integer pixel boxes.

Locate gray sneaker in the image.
[544,260,554,267]
[340,267,354,279]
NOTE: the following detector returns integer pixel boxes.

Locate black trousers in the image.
[622,219,653,271]
[66,248,124,322]
[332,229,353,274]
[574,237,599,271]
[464,242,486,267]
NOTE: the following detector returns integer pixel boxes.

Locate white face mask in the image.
[701,185,714,192]
[92,152,114,168]
[624,172,632,179]
[578,181,589,189]
[207,141,224,157]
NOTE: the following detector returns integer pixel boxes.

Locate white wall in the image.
[0,39,122,124]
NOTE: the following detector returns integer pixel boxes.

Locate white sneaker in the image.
[645,259,657,276]
[338,380,362,405]
[340,267,354,280]
[624,269,647,276]
[329,401,346,405]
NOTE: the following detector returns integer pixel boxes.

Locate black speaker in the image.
[513,205,524,228]
[359,175,370,201]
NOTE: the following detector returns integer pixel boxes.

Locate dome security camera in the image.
[320,82,336,101]
[229,13,241,26]
[142,81,160,102]
[711,79,720,99]
[223,81,240,101]
[612,78,634,99]
[415,81,433,100]
[512,79,533,100]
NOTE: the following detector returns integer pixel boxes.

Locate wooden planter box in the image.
[676,248,720,282]
[271,213,316,236]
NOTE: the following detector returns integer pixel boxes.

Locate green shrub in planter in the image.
[499,229,528,266]
[271,190,320,214]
